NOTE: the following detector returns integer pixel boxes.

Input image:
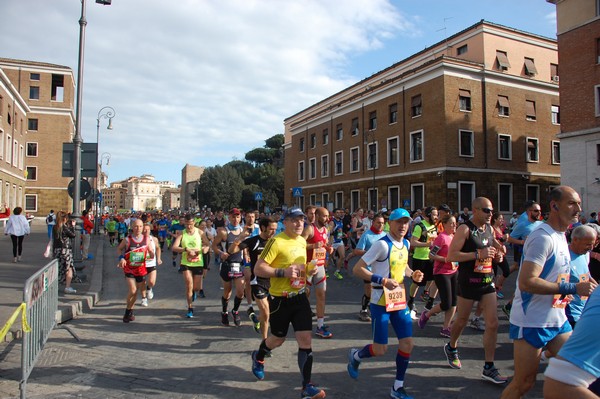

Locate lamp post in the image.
[94,107,115,233]
[95,152,111,233]
[71,0,113,262]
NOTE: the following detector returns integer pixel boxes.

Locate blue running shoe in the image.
[186,309,194,318]
[390,386,414,399]
[301,383,326,399]
[251,350,264,380]
[315,326,333,338]
[347,348,360,379]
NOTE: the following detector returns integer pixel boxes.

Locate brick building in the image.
[180,163,205,211]
[548,0,600,214]
[283,20,561,214]
[0,58,75,216]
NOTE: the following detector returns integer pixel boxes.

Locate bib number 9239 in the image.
[384,285,406,312]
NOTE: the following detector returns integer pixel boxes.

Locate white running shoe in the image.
[147,288,154,300]
[141,298,149,307]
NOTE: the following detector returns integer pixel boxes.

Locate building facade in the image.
[283,21,561,214]
[162,187,181,212]
[180,163,204,211]
[103,175,176,212]
[0,58,75,216]
[548,0,600,214]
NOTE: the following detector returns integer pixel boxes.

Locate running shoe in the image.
[409,309,418,320]
[444,343,462,369]
[123,311,135,323]
[64,287,77,294]
[496,290,504,299]
[420,290,430,302]
[199,289,205,298]
[192,291,197,302]
[358,310,371,322]
[333,270,343,280]
[232,311,241,326]
[315,326,333,338]
[172,260,177,267]
[502,304,512,317]
[469,317,485,331]
[186,309,194,318]
[301,383,326,399]
[482,366,508,384]
[347,348,360,379]
[141,298,148,307]
[390,387,414,399]
[221,312,230,326]
[440,327,451,338]
[147,288,154,300]
[249,312,261,333]
[251,350,265,380]
[418,310,430,329]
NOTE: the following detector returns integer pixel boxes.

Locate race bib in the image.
[552,273,571,309]
[580,273,590,301]
[290,263,306,289]
[228,263,243,278]
[128,251,145,267]
[474,256,492,274]
[312,247,326,267]
[384,285,406,312]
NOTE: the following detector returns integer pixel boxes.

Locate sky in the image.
[1,0,558,186]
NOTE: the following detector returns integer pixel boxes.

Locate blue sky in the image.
[1,0,557,185]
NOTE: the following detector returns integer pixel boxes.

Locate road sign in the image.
[254,192,263,201]
[62,143,98,177]
[403,199,411,208]
[292,187,303,198]
[67,179,92,201]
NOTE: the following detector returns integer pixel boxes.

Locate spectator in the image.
[4,206,30,263]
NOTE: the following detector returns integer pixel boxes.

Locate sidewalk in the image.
[0,223,104,342]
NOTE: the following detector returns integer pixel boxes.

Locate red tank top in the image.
[123,235,149,276]
[307,223,329,266]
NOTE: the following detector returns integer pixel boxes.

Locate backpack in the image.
[46,214,53,224]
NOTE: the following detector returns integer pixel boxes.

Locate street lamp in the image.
[94,106,115,233]
[72,0,113,261]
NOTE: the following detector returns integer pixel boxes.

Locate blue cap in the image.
[389,208,412,221]
[283,207,305,219]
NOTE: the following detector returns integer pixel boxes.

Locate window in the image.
[551,105,560,124]
[459,90,472,111]
[299,137,305,152]
[19,145,24,170]
[411,95,422,117]
[309,194,316,206]
[524,58,537,76]
[410,130,424,162]
[498,96,510,116]
[26,166,37,180]
[387,137,399,166]
[368,188,378,212]
[350,147,360,173]
[458,181,476,212]
[51,74,64,102]
[310,133,316,148]
[411,184,424,211]
[298,161,305,181]
[498,184,513,213]
[13,140,18,167]
[321,155,329,177]
[6,135,12,164]
[496,50,510,70]
[25,194,37,212]
[498,134,512,160]
[309,158,316,179]
[322,193,330,208]
[389,103,397,124]
[351,190,360,212]
[526,185,540,203]
[336,124,343,141]
[30,73,40,81]
[29,86,40,100]
[335,151,343,175]
[335,191,344,209]
[551,63,559,81]
[367,142,377,169]
[322,128,328,145]
[526,137,539,162]
[596,85,600,116]
[0,130,3,160]
[351,118,359,136]
[27,120,41,135]
[457,44,468,56]
[552,141,561,165]
[459,130,474,157]
[369,111,377,130]
[597,38,600,63]
[526,100,536,121]
[388,186,400,210]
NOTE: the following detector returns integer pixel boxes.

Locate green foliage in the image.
[197,165,244,210]
[245,148,276,165]
[265,134,284,149]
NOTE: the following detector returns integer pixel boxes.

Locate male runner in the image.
[140,223,161,306]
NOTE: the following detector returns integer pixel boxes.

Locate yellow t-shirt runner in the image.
[260,232,307,297]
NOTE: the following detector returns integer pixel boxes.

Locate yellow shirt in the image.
[260,232,307,297]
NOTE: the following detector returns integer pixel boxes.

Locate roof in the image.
[0,57,71,71]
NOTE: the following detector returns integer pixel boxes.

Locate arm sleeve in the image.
[522,233,553,266]
[361,239,388,266]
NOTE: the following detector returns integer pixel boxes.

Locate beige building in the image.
[103,175,176,212]
[162,187,181,212]
[0,58,75,216]
[284,20,561,214]
[547,0,600,214]
[180,163,204,211]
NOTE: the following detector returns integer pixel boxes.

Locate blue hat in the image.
[283,207,305,219]
[389,208,412,221]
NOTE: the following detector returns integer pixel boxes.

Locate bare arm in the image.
[153,237,162,265]
[212,229,229,261]
[447,224,496,263]
[254,258,300,279]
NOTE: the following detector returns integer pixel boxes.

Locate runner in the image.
[347,208,423,399]
[140,222,162,307]
[329,208,346,280]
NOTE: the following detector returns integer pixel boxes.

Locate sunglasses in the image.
[479,207,493,214]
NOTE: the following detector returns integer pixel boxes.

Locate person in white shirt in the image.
[4,207,31,263]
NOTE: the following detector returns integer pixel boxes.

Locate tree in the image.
[245,148,276,166]
[265,134,284,150]
[197,165,244,210]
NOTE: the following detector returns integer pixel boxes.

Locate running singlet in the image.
[566,249,591,324]
[123,235,149,277]
[260,232,307,297]
[331,219,344,244]
[307,223,328,266]
[510,223,571,328]
[412,220,437,260]
[181,228,204,267]
[239,234,270,288]
[145,235,157,268]
[458,220,495,284]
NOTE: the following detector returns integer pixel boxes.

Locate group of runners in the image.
[106,184,599,399]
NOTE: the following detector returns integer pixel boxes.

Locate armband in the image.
[558,282,577,295]
[118,255,125,260]
[275,268,285,278]
[370,274,384,285]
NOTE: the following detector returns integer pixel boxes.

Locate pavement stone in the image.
[0,232,547,399]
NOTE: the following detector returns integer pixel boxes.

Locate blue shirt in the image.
[566,249,591,324]
[356,229,386,252]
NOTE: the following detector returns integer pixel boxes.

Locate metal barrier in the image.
[20,259,59,399]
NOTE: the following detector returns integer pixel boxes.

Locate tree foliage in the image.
[197,165,244,210]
